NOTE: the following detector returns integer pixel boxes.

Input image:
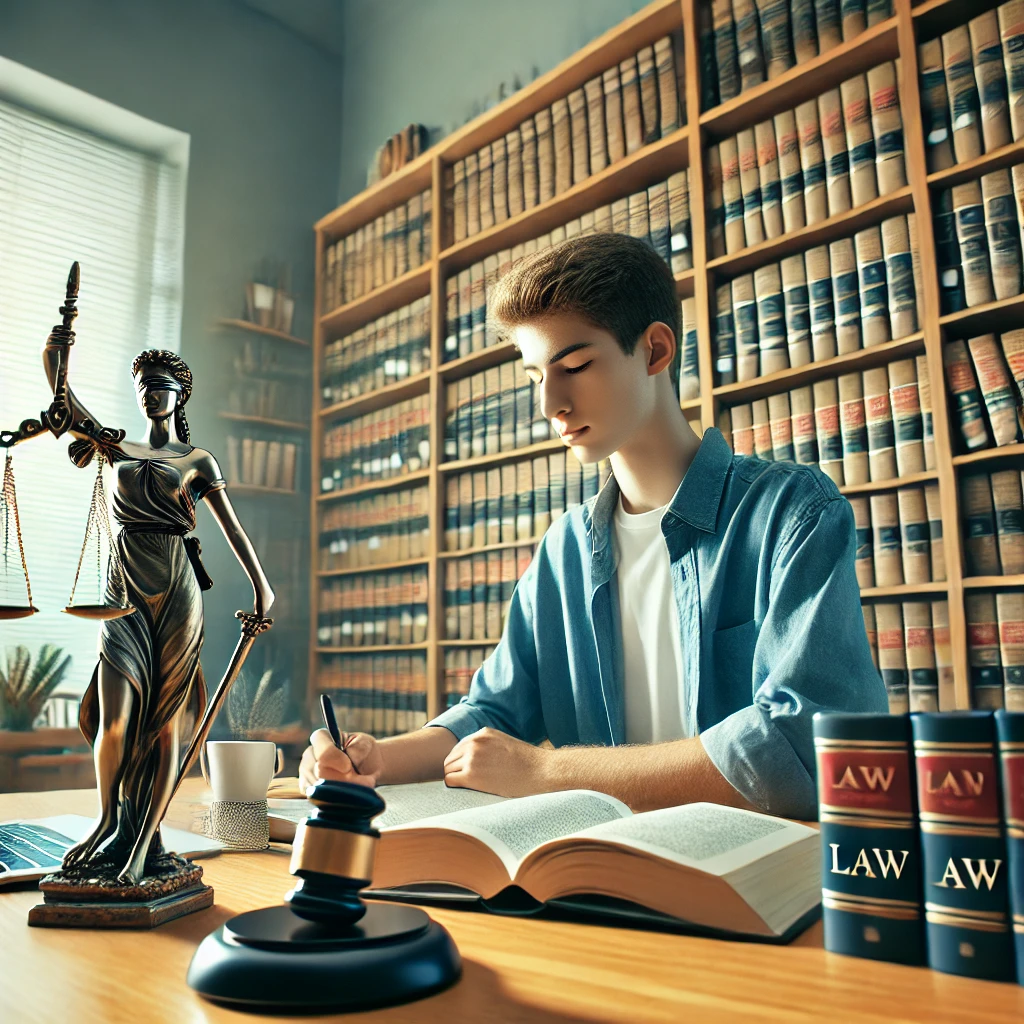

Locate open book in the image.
[269,783,821,940]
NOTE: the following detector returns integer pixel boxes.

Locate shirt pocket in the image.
[710,618,757,690]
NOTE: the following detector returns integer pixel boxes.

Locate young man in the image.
[301,233,886,820]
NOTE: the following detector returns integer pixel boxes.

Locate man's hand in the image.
[299,729,384,791]
[443,727,551,797]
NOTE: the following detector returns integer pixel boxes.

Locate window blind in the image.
[0,95,187,697]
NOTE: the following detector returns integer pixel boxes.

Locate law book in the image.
[961,472,1000,576]
[968,593,1006,708]
[888,358,925,476]
[654,36,682,136]
[850,496,874,587]
[680,296,700,401]
[532,456,551,537]
[933,188,967,314]
[549,452,567,524]
[813,712,925,964]
[577,80,607,181]
[912,712,1014,980]
[636,44,660,145]
[504,129,525,219]
[999,329,1024,422]
[535,107,555,204]
[628,190,651,246]
[611,196,630,236]
[602,67,626,165]
[706,145,727,258]
[841,74,878,207]
[830,237,862,354]
[997,711,1024,983]
[875,602,909,710]
[768,392,795,462]
[781,254,811,367]
[997,602,1024,710]
[715,282,737,385]
[478,143,496,232]
[790,385,817,464]
[620,55,644,156]
[733,273,761,381]
[816,0,842,51]
[754,120,783,240]
[472,553,488,638]
[515,460,534,541]
[698,0,720,110]
[905,600,939,711]
[1000,2,1024,141]
[551,97,573,195]
[1015,163,1024,258]
[855,225,891,347]
[755,262,788,374]
[867,62,906,196]
[881,215,917,341]
[796,98,827,225]
[898,486,931,585]
[752,398,774,461]
[372,216,386,291]
[720,135,746,254]
[814,377,845,485]
[513,361,533,450]
[470,262,487,353]
[756,0,795,78]
[712,0,741,102]
[929,599,954,710]
[519,118,539,212]
[944,339,992,452]
[730,403,754,455]
[841,0,866,40]
[840,371,870,486]
[738,127,765,247]
[806,244,837,360]
[648,180,671,263]
[818,88,851,216]
[968,332,1019,446]
[791,0,817,62]
[452,159,468,243]
[492,136,510,225]
[918,38,956,172]
[970,11,1012,152]
[732,0,766,91]
[774,109,807,233]
[870,491,903,586]
[924,482,946,583]
[943,26,985,162]
[565,87,589,189]
[863,603,879,668]
[863,366,896,481]
[668,170,692,272]
[457,268,473,360]
[981,169,1023,300]
[498,362,516,453]
[992,468,1024,573]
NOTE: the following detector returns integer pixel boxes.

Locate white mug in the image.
[200,741,284,802]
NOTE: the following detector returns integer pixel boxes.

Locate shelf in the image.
[439,639,502,647]
[316,468,431,503]
[316,644,430,654]
[214,318,309,347]
[699,17,899,139]
[706,187,914,282]
[317,557,429,578]
[676,268,695,298]
[939,293,1024,339]
[228,484,303,497]
[963,575,1024,589]
[838,471,940,496]
[320,370,431,422]
[439,438,565,475]
[218,412,309,431]
[927,139,1024,191]
[320,262,431,337]
[440,342,519,381]
[952,443,1024,468]
[439,537,541,560]
[713,333,925,404]
[912,0,1005,41]
[860,582,949,599]
[680,397,702,412]
[439,127,689,274]
[0,728,87,753]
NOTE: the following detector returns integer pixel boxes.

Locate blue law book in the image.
[996,710,1024,983]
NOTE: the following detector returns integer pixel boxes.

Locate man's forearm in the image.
[542,735,758,813]
[377,726,458,785]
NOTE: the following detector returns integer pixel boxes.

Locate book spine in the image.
[752,398,774,460]
[970,11,1012,152]
[712,0,742,101]
[888,358,924,476]
[905,600,938,712]
[637,44,660,145]
[931,599,955,709]
[997,601,1024,710]
[968,592,1006,708]
[875,601,909,711]
[648,180,671,263]
[863,366,896,481]
[962,472,1001,578]
[491,136,509,224]
[918,38,956,173]
[815,0,842,51]
[855,225,891,347]
[732,0,766,91]
[470,262,486,353]
[506,129,524,218]
[898,485,931,585]
[944,338,993,451]
[819,87,852,216]
[791,385,817,464]
[478,143,495,231]
[755,119,783,239]
[756,0,795,78]
[814,712,924,966]
[830,237,862,354]
[774,109,807,233]
[943,26,984,163]
[968,332,1020,446]
[520,117,539,210]
[868,61,906,196]
[680,296,700,400]
[841,73,879,207]
[452,159,467,243]
[568,87,590,187]
[1000,2,1024,141]
[583,77,608,177]
[620,56,644,156]
[721,135,746,254]
[864,602,879,668]
[792,0,818,62]
[698,2,720,111]
[982,169,1023,300]
[714,282,737,384]
[954,178,996,307]
[733,272,761,381]
[881,215,918,340]
[668,170,693,272]
[806,244,837,360]
[535,108,555,204]
[552,97,573,195]
[840,371,869,485]
[738,127,765,247]
[768,392,795,462]
[999,328,1024,422]
[871,492,903,587]
[797,98,827,225]
[755,262,788,374]
[706,144,727,258]
[841,0,866,40]
[915,353,936,469]
[814,376,845,484]
[992,468,1024,574]
[654,36,681,136]
[933,188,967,315]
[924,481,946,583]
[851,495,875,588]
[781,253,812,367]
[730,403,754,455]
[998,710,1024,979]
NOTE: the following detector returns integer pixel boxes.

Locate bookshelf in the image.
[308,0,1024,725]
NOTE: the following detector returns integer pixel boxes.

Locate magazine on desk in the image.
[269,782,821,941]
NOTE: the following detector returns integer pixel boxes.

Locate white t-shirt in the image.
[612,496,688,744]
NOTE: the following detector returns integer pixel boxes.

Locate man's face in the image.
[515,312,653,464]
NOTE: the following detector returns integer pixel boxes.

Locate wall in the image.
[336,0,650,204]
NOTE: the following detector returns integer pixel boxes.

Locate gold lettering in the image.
[872,848,909,880]
[935,859,966,889]
[859,765,895,791]
[829,843,851,875]
[960,772,984,797]
[925,770,986,797]
[926,771,962,797]
[960,858,1002,891]
[850,848,876,878]
[834,766,861,790]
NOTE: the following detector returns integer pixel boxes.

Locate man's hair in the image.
[489,233,681,394]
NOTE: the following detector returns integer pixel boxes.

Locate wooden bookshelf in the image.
[214,318,309,347]
[308,0,1024,724]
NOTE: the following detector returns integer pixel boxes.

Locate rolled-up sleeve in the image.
[700,496,887,819]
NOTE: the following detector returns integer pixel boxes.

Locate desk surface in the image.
[3,785,1024,1024]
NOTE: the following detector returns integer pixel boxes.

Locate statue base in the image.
[28,851,214,929]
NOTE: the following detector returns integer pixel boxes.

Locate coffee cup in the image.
[200,740,284,802]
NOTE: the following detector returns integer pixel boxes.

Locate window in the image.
[0,58,188,698]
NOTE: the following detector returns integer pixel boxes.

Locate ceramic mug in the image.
[200,741,284,802]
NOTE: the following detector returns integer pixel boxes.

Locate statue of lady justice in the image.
[41,341,276,887]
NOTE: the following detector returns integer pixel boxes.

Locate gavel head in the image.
[284,780,386,927]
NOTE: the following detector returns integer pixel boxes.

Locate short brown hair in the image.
[489,233,681,393]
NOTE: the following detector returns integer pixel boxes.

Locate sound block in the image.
[29,883,213,929]
[187,902,461,1013]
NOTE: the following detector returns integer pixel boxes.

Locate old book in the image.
[733,273,761,381]
[603,67,626,164]
[933,188,967,314]
[970,11,1013,152]
[731,403,754,455]
[732,0,766,91]
[628,190,651,245]
[992,468,1024,573]
[923,482,946,582]
[506,129,524,218]
[855,225,891,347]
[814,377,844,485]
[830,237,862,354]
[712,0,741,101]
[464,152,481,238]
[839,371,869,485]
[932,599,955,709]
[655,36,682,135]
[962,472,1000,575]
[881,215,917,340]
[955,178,996,307]
[456,378,473,462]
[1000,329,1024,424]
[648,180,671,263]
[486,467,502,546]
[965,594,1007,710]
[815,0,842,51]
[720,135,746,254]
[996,597,1024,709]
[756,0,795,78]
[969,332,1019,446]
[904,601,939,711]
[1015,164,1024,255]
[982,169,1023,299]
[535,107,555,204]
[491,136,509,225]
[875,602,908,710]
[888,358,925,475]
[738,127,765,247]
[550,453,567,519]
[755,262,788,374]
[485,367,503,455]
[515,461,534,540]
[637,44,660,144]
[521,117,539,210]
[668,170,692,272]
[698,1,719,110]
[752,398,774,460]
[898,486,931,584]
[867,62,906,195]
[796,99,827,225]
[583,77,608,177]
[552,97,573,195]
[945,338,992,451]
[471,554,487,639]
[863,602,879,668]
[568,87,590,187]
[718,408,734,451]
[768,392,795,462]
[620,55,644,156]
[706,145,726,258]
[452,159,468,243]
[471,471,488,550]
[806,245,837,360]
[458,473,474,549]
[755,120,783,239]
[532,456,551,537]
[611,196,630,235]
[863,366,896,480]
[818,88,851,216]
[458,268,473,359]
[1000,1,1024,140]
[841,74,878,207]
[715,282,737,384]
[470,262,487,353]
[841,0,866,40]
[421,189,432,262]
[479,143,495,232]
[513,361,533,450]
[918,38,956,172]
[791,0,818,62]
[790,385,817,464]
[943,25,984,162]
[774,109,806,233]
[498,362,516,453]
[444,477,461,552]
[850,495,874,587]
[680,296,700,400]
[867,0,890,25]
[444,276,459,362]
[870,491,903,585]
[781,254,812,366]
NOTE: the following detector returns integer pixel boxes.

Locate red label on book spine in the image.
[969,623,999,646]
[916,752,1000,820]
[817,749,913,813]
[1001,621,1024,643]
[1001,753,1024,824]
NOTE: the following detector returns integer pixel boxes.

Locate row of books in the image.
[231,338,310,382]
[707,62,905,259]
[318,485,430,572]
[862,600,952,714]
[852,483,944,591]
[444,171,693,363]
[449,34,686,244]
[320,395,431,493]
[318,653,429,736]
[714,214,921,385]
[961,469,1024,577]
[814,709,1024,982]
[225,377,308,423]
[699,0,892,109]
[935,170,1024,314]
[321,190,432,312]
[443,453,611,552]
[919,10,1024,175]
[966,591,1024,711]
[945,332,1024,453]
[443,546,534,643]
[224,435,301,492]
[320,298,431,408]
[718,356,934,488]
[443,646,497,710]
[316,569,429,649]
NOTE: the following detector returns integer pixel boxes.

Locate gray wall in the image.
[1,0,341,703]
[337,0,650,204]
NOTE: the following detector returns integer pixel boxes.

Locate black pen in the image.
[320,693,360,774]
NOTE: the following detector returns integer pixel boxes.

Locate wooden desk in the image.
[2,784,1024,1023]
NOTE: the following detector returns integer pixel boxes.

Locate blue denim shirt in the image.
[427,427,887,819]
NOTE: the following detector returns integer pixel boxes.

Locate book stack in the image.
[706,61,906,257]
[320,395,431,493]
[814,710,1024,984]
[444,171,693,364]
[317,568,429,648]
[321,189,432,312]
[443,546,535,642]
[960,470,1024,578]
[320,653,429,737]
[448,34,686,246]
[943,331,1024,452]
[317,484,430,571]
[712,215,921,386]
[700,0,893,111]
[444,646,498,710]
[225,435,301,492]
[321,298,431,407]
